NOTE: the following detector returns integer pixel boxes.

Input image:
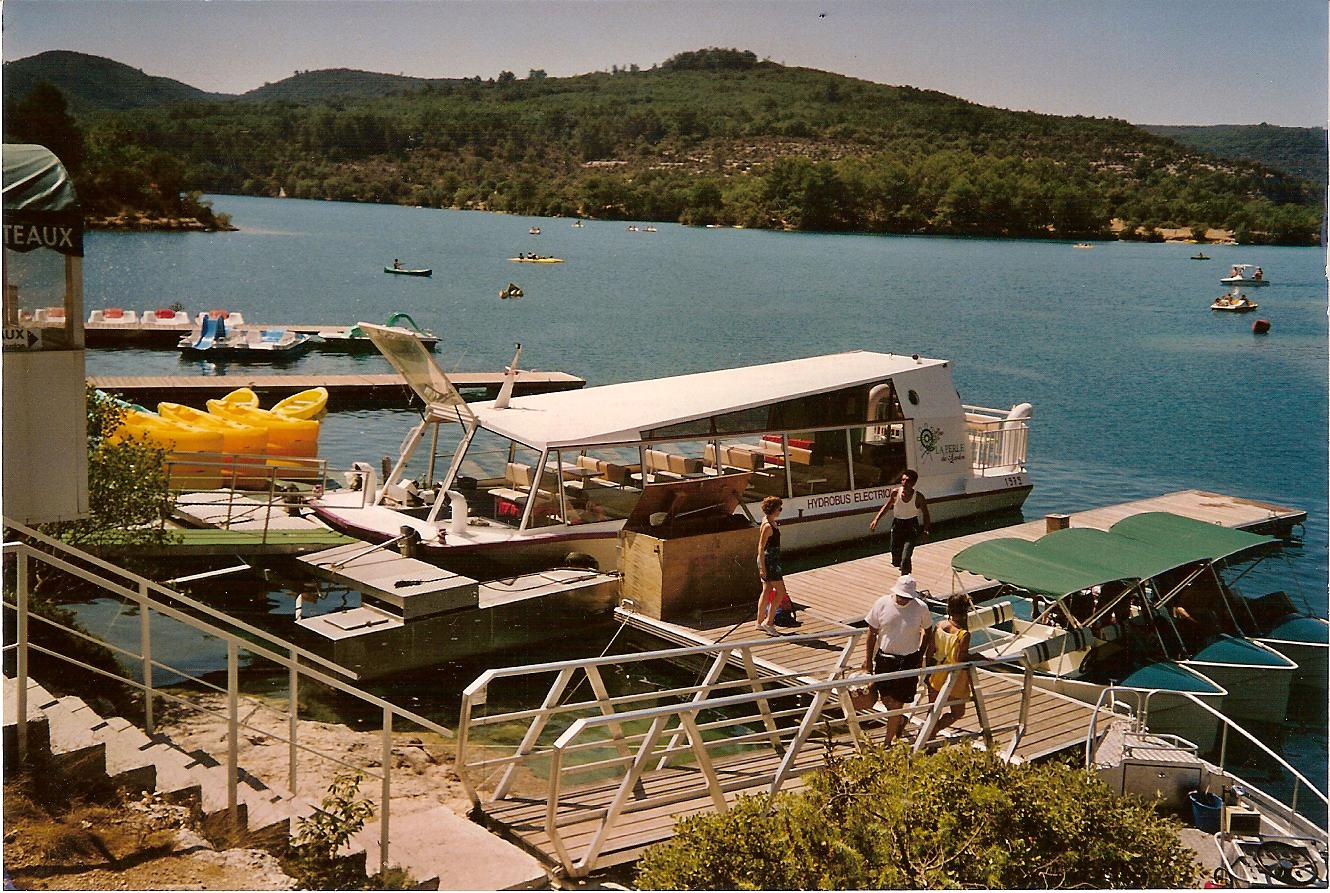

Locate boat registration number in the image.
[1004,474,1025,488]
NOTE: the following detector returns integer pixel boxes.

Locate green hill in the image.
[7,48,1321,243]
[2,50,226,112]
[239,68,464,104]
[1140,123,1327,185]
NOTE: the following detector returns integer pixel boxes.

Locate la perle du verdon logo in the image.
[918,425,966,464]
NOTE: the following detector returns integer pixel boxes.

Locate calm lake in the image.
[79,194,1327,787]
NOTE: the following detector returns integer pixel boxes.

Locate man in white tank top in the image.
[868,468,931,575]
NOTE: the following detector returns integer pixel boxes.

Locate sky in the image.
[3,0,1327,127]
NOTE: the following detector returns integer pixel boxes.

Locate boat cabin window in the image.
[782,430,853,495]
[451,429,560,527]
[560,446,643,525]
[644,382,888,441]
[709,437,785,500]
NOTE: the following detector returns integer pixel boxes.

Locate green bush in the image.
[636,745,1199,890]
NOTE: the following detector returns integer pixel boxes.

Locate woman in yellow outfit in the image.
[925,592,975,739]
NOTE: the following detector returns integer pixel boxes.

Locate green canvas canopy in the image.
[952,525,1211,599]
[3,143,83,256]
[1108,512,1276,564]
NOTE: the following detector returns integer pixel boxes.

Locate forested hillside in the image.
[1140,123,1327,186]
[5,48,1322,243]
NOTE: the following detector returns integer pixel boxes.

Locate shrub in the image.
[636,745,1199,890]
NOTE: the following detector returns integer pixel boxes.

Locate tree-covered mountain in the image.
[4,48,1322,243]
[239,69,466,104]
[2,50,227,112]
[1139,123,1327,185]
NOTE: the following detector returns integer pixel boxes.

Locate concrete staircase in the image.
[2,675,547,889]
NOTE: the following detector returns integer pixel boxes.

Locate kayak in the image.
[215,387,260,409]
[272,387,329,420]
[207,402,321,459]
[508,257,564,263]
[384,267,432,277]
[159,402,270,487]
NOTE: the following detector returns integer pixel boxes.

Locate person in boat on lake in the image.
[393,258,402,269]
[924,592,975,741]
[863,574,934,746]
[1255,267,1263,280]
[755,496,787,635]
[869,469,931,575]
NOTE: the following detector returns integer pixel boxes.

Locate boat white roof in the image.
[469,351,948,449]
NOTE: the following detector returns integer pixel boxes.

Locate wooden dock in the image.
[89,371,586,409]
[78,320,414,348]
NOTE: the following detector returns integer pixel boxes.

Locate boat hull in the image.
[310,480,1033,577]
[1219,277,1268,287]
[384,267,432,276]
[1180,637,1297,724]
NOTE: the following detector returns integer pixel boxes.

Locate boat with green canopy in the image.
[952,513,1302,748]
[1113,512,1326,689]
[316,313,438,352]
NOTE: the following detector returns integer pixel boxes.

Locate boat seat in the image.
[966,600,1015,631]
[1021,627,1097,666]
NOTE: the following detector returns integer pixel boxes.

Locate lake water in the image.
[79,194,1327,788]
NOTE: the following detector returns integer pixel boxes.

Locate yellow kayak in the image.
[208,402,320,461]
[271,387,328,420]
[160,403,270,488]
[215,387,260,409]
[110,410,225,488]
[508,257,565,263]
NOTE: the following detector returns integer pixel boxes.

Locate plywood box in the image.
[621,524,762,621]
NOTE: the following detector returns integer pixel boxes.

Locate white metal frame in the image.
[457,632,1033,877]
[2,522,452,878]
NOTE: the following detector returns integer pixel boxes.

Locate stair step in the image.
[354,806,546,890]
[41,695,107,780]
[88,717,158,791]
[2,676,51,760]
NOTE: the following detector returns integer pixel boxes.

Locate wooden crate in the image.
[620,525,762,621]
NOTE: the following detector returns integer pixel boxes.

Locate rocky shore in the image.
[85,214,238,232]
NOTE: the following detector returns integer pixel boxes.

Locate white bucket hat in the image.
[891,575,920,600]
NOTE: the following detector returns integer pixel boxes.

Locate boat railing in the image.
[963,405,1030,474]
[1086,686,1328,831]
[158,452,374,540]
[2,523,454,878]
[458,628,1033,877]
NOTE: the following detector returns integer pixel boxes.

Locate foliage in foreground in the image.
[283,772,410,890]
[636,744,1200,890]
[36,385,174,549]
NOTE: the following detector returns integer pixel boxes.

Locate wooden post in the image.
[1045,513,1070,533]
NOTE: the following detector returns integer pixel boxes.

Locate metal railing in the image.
[963,405,1030,474]
[2,522,452,877]
[458,631,1033,877]
[1087,686,1328,832]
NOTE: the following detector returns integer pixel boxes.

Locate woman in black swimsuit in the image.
[755,496,786,635]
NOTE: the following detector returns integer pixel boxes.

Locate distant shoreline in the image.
[86,213,238,233]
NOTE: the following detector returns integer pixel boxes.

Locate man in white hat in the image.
[863,575,934,746]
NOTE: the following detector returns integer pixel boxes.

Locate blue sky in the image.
[4,0,1326,126]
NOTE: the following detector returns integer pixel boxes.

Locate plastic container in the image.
[1189,790,1222,832]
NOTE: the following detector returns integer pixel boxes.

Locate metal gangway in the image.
[457,630,1047,878]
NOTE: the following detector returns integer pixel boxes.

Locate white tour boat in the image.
[309,328,1034,575]
[1220,264,1270,287]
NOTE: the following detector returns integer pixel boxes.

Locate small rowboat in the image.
[1190,253,1210,260]
[384,266,432,277]
[508,257,564,263]
[1211,295,1259,313]
[272,387,329,420]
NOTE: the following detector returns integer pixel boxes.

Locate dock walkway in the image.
[90,371,585,409]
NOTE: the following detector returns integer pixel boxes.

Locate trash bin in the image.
[1189,791,1222,832]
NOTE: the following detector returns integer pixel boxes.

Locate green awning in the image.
[952,525,1210,599]
[3,143,83,256]
[1108,512,1276,564]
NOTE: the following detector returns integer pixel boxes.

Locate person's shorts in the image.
[872,650,922,704]
[762,554,783,583]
